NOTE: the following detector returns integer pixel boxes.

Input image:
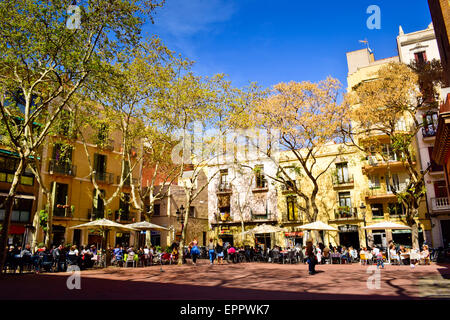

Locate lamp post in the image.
[176,205,185,241]
[360,203,369,247]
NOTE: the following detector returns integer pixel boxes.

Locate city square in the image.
[1,0,450,308]
[1,261,449,300]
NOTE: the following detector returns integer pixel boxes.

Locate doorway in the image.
[441,220,450,248]
[255,233,271,249]
[52,225,66,246]
[339,232,360,249]
[219,235,234,247]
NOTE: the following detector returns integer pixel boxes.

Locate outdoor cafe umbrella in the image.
[70,218,137,250]
[295,221,338,244]
[241,224,286,248]
[125,221,170,247]
[362,221,412,263]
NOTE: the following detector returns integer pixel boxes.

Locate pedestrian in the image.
[306,241,316,275]
[190,240,200,265]
[208,238,215,265]
[216,240,224,265]
[315,244,322,264]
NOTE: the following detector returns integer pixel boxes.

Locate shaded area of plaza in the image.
[1,262,449,300]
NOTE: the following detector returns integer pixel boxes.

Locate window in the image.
[0,198,33,222]
[434,181,448,198]
[219,169,228,187]
[423,112,438,136]
[0,156,34,186]
[119,193,130,221]
[428,147,444,172]
[338,192,352,211]
[369,175,380,189]
[388,203,405,216]
[371,203,384,218]
[414,51,427,64]
[53,182,69,217]
[335,163,349,184]
[386,174,400,192]
[255,165,266,188]
[382,144,401,161]
[153,203,161,216]
[287,196,297,221]
[92,189,105,219]
[189,206,195,218]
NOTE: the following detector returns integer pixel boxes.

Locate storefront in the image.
[255,233,271,249]
[115,232,130,247]
[338,225,360,249]
[218,226,233,246]
[284,231,303,248]
[150,230,161,247]
[392,228,424,248]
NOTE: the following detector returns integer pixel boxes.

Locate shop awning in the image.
[9,225,25,234]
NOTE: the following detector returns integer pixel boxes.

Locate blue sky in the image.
[144,0,433,90]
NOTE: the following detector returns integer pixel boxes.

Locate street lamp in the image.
[360,202,369,247]
[176,205,185,237]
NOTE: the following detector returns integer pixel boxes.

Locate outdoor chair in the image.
[125,253,136,267]
[287,250,296,264]
[359,253,367,265]
[272,251,281,263]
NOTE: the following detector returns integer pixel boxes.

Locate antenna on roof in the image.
[359,39,372,54]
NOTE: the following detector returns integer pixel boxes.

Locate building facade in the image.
[346,47,431,248]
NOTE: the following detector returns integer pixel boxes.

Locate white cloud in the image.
[154,0,237,37]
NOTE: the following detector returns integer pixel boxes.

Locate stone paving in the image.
[1,260,449,300]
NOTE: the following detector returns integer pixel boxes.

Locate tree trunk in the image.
[0,159,26,273]
[178,200,190,265]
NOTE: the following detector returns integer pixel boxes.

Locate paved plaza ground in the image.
[1,261,449,300]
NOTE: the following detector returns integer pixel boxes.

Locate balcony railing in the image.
[88,208,104,220]
[217,182,232,193]
[54,205,71,218]
[95,171,114,184]
[253,179,268,192]
[97,139,114,151]
[431,197,450,212]
[332,174,354,187]
[48,160,76,176]
[366,183,408,198]
[428,161,444,173]
[422,127,437,138]
[333,207,358,220]
[116,176,138,186]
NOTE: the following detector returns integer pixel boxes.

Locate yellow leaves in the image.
[254,77,349,149]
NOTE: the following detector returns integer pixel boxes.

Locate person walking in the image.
[216,240,224,265]
[208,239,215,265]
[190,240,200,265]
[306,241,317,275]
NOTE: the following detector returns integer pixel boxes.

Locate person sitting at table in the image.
[420,245,430,265]
[323,246,330,263]
[349,246,358,262]
[389,244,400,265]
[315,244,322,264]
[341,246,351,264]
[359,247,368,265]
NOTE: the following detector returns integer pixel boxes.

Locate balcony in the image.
[363,156,410,174]
[48,160,76,177]
[117,176,138,186]
[330,207,360,221]
[53,205,72,218]
[422,127,437,138]
[97,139,114,151]
[365,183,407,202]
[88,208,104,220]
[428,161,444,174]
[431,197,450,212]
[95,172,114,184]
[332,174,354,189]
[252,179,269,193]
[217,182,232,194]
[215,211,233,223]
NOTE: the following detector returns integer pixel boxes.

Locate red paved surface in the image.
[1,261,449,300]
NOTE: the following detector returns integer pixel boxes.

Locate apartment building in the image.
[31,117,142,249]
[397,23,448,247]
[207,155,279,249]
[346,47,431,248]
